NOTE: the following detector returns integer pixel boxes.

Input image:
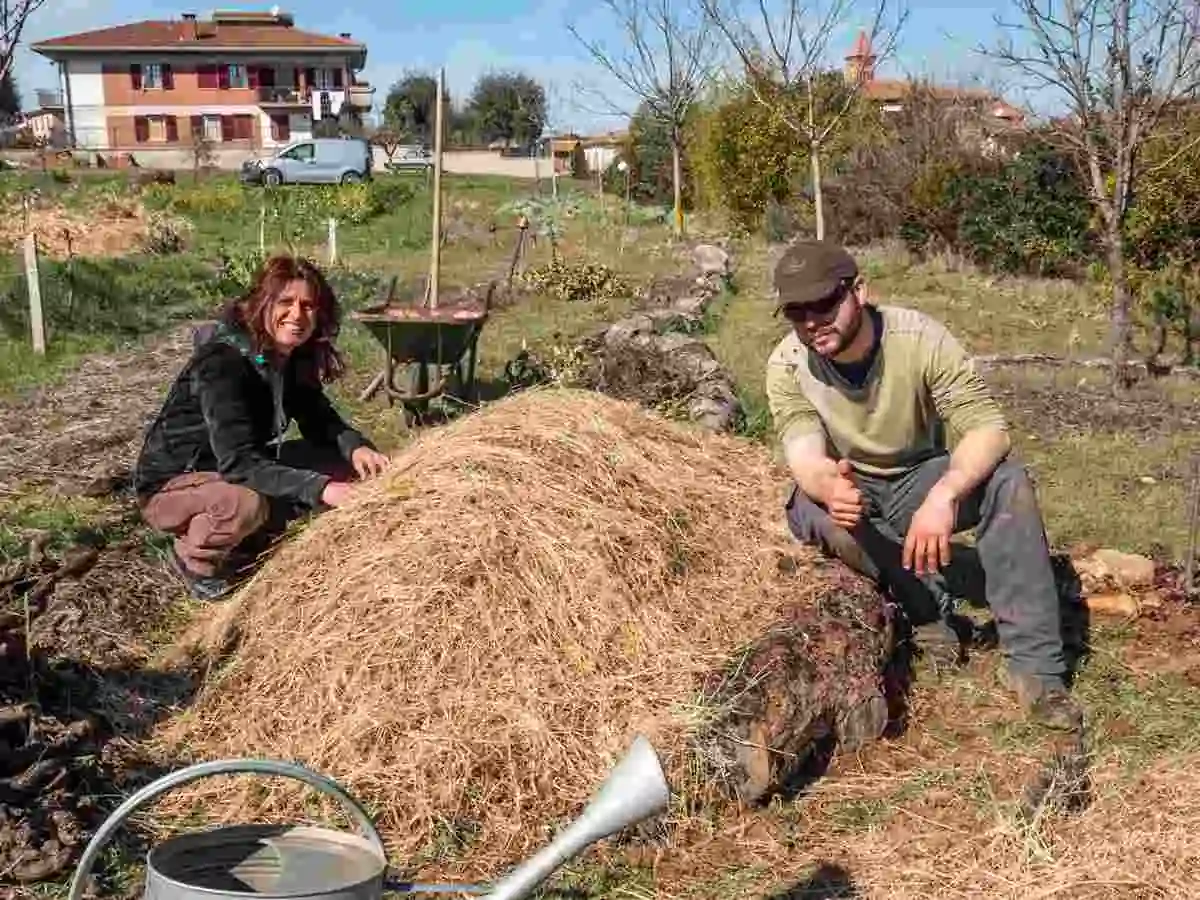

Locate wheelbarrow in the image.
[352,275,492,426]
[66,735,670,900]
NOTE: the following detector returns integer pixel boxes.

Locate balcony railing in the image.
[257,87,309,105]
[258,84,375,111]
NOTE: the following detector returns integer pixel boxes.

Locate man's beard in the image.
[815,306,863,358]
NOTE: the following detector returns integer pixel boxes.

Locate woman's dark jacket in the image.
[133,323,369,510]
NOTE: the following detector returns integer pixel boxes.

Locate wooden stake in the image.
[1186,453,1199,596]
[327,218,337,264]
[23,234,45,355]
[429,67,445,310]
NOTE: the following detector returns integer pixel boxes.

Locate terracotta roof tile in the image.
[32,19,360,53]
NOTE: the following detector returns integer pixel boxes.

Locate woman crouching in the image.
[133,254,390,600]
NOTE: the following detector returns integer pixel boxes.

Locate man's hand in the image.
[827,459,867,530]
[903,484,957,575]
[351,446,390,480]
[321,480,355,508]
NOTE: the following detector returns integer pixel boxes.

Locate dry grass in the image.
[151,387,860,882]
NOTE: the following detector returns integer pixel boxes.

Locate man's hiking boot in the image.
[1003,669,1084,732]
[166,546,235,602]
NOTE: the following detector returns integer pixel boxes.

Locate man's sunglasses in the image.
[781,280,855,323]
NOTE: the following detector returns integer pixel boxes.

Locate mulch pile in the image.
[151,389,896,886]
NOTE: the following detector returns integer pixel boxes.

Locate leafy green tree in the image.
[383,72,450,146]
[0,71,20,123]
[466,71,546,147]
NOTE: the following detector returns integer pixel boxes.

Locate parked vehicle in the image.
[242,137,373,186]
[384,145,433,172]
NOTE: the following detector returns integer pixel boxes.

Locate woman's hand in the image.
[351,446,390,480]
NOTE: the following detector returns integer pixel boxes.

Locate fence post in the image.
[328,218,337,265]
[23,234,46,355]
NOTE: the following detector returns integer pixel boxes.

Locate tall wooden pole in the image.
[428,67,445,310]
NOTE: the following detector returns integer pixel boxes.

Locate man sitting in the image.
[133,254,390,601]
[764,240,1082,731]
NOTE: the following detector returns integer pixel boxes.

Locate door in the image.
[274,142,317,182]
[309,142,344,183]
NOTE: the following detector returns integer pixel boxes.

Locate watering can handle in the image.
[66,758,387,900]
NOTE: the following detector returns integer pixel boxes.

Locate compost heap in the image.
[156,389,895,880]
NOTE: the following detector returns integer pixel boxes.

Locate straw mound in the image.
[155,388,892,877]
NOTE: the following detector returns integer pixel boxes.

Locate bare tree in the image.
[699,0,908,240]
[1,0,47,85]
[986,0,1200,378]
[567,0,718,237]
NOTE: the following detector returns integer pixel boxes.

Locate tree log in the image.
[692,564,900,805]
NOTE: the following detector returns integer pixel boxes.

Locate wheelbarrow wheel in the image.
[399,361,431,428]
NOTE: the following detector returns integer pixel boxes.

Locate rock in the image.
[672,295,711,318]
[691,243,731,277]
[1083,593,1140,617]
[1075,549,1157,590]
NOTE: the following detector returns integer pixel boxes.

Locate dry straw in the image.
[153,388,838,880]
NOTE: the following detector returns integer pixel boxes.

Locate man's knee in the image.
[985,458,1042,517]
[785,486,827,546]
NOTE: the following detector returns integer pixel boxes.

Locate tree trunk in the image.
[671,135,685,239]
[810,144,825,242]
[1103,223,1134,385]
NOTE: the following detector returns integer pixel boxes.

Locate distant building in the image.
[30,8,375,152]
[843,30,1025,126]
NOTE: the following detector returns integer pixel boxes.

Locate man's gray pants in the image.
[785,454,1067,686]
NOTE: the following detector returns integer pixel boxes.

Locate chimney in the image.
[339,32,351,39]
[181,12,198,39]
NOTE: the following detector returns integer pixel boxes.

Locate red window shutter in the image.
[190,115,203,140]
[271,114,290,141]
[198,65,217,89]
[305,68,316,89]
[218,65,230,90]
[133,116,149,143]
[220,115,234,142]
[130,64,143,90]
[248,66,260,89]
[162,64,174,90]
[332,68,344,89]
[166,116,179,142]
[235,114,254,140]
[293,67,302,87]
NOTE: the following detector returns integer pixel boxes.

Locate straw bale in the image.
[153,388,894,880]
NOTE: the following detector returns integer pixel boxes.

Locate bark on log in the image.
[692,564,900,805]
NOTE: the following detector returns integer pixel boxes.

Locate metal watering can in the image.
[67,735,671,900]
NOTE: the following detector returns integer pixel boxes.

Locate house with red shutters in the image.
[29,8,374,152]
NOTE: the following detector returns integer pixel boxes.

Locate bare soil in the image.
[0,328,191,497]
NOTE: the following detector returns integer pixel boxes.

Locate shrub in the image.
[520,257,629,303]
[692,90,800,233]
[949,139,1093,276]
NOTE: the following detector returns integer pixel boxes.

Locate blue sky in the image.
[12,0,1033,131]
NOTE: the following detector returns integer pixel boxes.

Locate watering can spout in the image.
[481,735,671,900]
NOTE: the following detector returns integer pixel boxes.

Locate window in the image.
[226,64,248,89]
[314,68,334,90]
[198,65,218,89]
[279,143,314,161]
[130,63,173,90]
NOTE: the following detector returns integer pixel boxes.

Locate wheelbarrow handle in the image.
[66,758,387,900]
